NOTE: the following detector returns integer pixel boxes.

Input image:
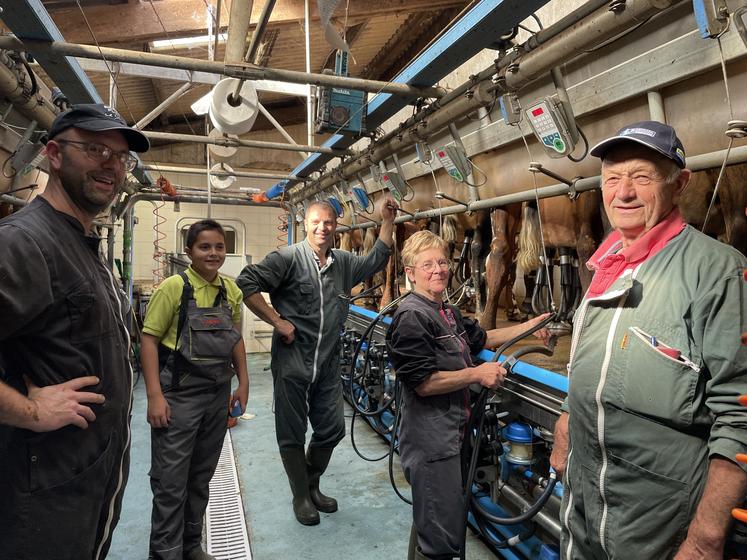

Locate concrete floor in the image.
[108,353,495,559]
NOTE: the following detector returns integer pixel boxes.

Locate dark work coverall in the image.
[0,197,133,560]
[386,292,487,559]
[149,274,240,560]
[237,238,390,451]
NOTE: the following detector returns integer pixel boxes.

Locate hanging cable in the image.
[516,121,556,312]
[702,20,745,233]
[463,158,489,188]
[566,124,589,163]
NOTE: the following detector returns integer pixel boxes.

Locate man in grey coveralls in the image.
[237,197,397,525]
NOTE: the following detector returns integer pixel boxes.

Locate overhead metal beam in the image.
[74,58,309,96]
[143,130,352,156]
[141,164,299,181]
[264,0,550,199]
[1,0,98,103]
[0,36,444,99]
[135,82,193,130]
[289,0,681,203]
[398,25,747,185]
[2,0,153,185]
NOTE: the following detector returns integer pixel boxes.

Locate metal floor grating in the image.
[206,430,252,560]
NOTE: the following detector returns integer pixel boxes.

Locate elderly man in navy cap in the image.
[550,121,747,559]
[0,104,149,559]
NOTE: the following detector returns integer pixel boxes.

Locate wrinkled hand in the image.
[550,413,569,477]
[525,312,553,345]
[275,318,296,344]
[473,362,506,390]
[380,195,398,223]
[24,375,104,432]
[147,393,171,429]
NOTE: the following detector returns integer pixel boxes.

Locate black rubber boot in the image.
[306,447,338,513]
[280,449,320,526]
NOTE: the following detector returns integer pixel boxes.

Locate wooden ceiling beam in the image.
[47,0,468,45]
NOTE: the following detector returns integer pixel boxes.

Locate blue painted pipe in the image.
[348,304,568,393]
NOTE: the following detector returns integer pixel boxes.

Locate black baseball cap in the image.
[590,120,686,168]
[47,103,150,153]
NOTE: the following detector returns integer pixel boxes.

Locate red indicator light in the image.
[531,107,544,117]
[383,175,389,181]
[438,151,446,157]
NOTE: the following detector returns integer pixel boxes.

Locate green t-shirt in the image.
[142,266,243,350]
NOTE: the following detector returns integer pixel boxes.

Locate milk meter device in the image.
[380,170,407,202]
[435,145,471,183]
[525,96,577,158]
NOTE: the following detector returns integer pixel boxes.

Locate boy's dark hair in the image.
[185,219,226,249]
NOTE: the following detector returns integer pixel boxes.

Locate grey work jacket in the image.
[561,225,747,560]
[387,292,487,466]
[237,238,391,381]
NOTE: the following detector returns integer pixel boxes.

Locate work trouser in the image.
[272,349,345,451]
[149,377,231,560]
[0,422,129,560]
[404,453,464,559]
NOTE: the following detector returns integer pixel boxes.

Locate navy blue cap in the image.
[47,103,149,153]
[590,120,686,168]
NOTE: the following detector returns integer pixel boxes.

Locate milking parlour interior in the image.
[0,1,746,559]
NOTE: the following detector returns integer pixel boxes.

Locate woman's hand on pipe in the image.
[473,362,507,390]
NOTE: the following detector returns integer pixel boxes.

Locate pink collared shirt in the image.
[585,208,686,299]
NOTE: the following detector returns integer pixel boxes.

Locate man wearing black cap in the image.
[0,104,149,559]
[549,121,747,559]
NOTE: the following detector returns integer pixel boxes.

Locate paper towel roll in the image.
[208,128,238,161]
[209,163,236,190]
[209,78,259,135]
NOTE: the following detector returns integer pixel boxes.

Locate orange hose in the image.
[152,200,167,286]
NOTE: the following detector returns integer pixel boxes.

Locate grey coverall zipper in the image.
[311,267,325,383]
[561,267,639,559]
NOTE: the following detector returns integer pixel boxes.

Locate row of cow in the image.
[338,162,747,331]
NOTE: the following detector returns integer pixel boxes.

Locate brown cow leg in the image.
[482,209,509,330]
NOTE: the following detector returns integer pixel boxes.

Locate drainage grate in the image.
[206,430,252,560]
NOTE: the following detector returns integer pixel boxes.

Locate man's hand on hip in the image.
[23,375,105,432]
[275,318,296,344]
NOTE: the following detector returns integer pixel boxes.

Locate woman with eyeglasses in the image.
[385,230,550,560]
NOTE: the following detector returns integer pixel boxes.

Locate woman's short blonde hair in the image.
[401,230,449,268]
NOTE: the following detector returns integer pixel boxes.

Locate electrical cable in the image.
[703,21,741,233]
[18,53,38,97]
[566,124,589,163]
[463,158,489,188]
